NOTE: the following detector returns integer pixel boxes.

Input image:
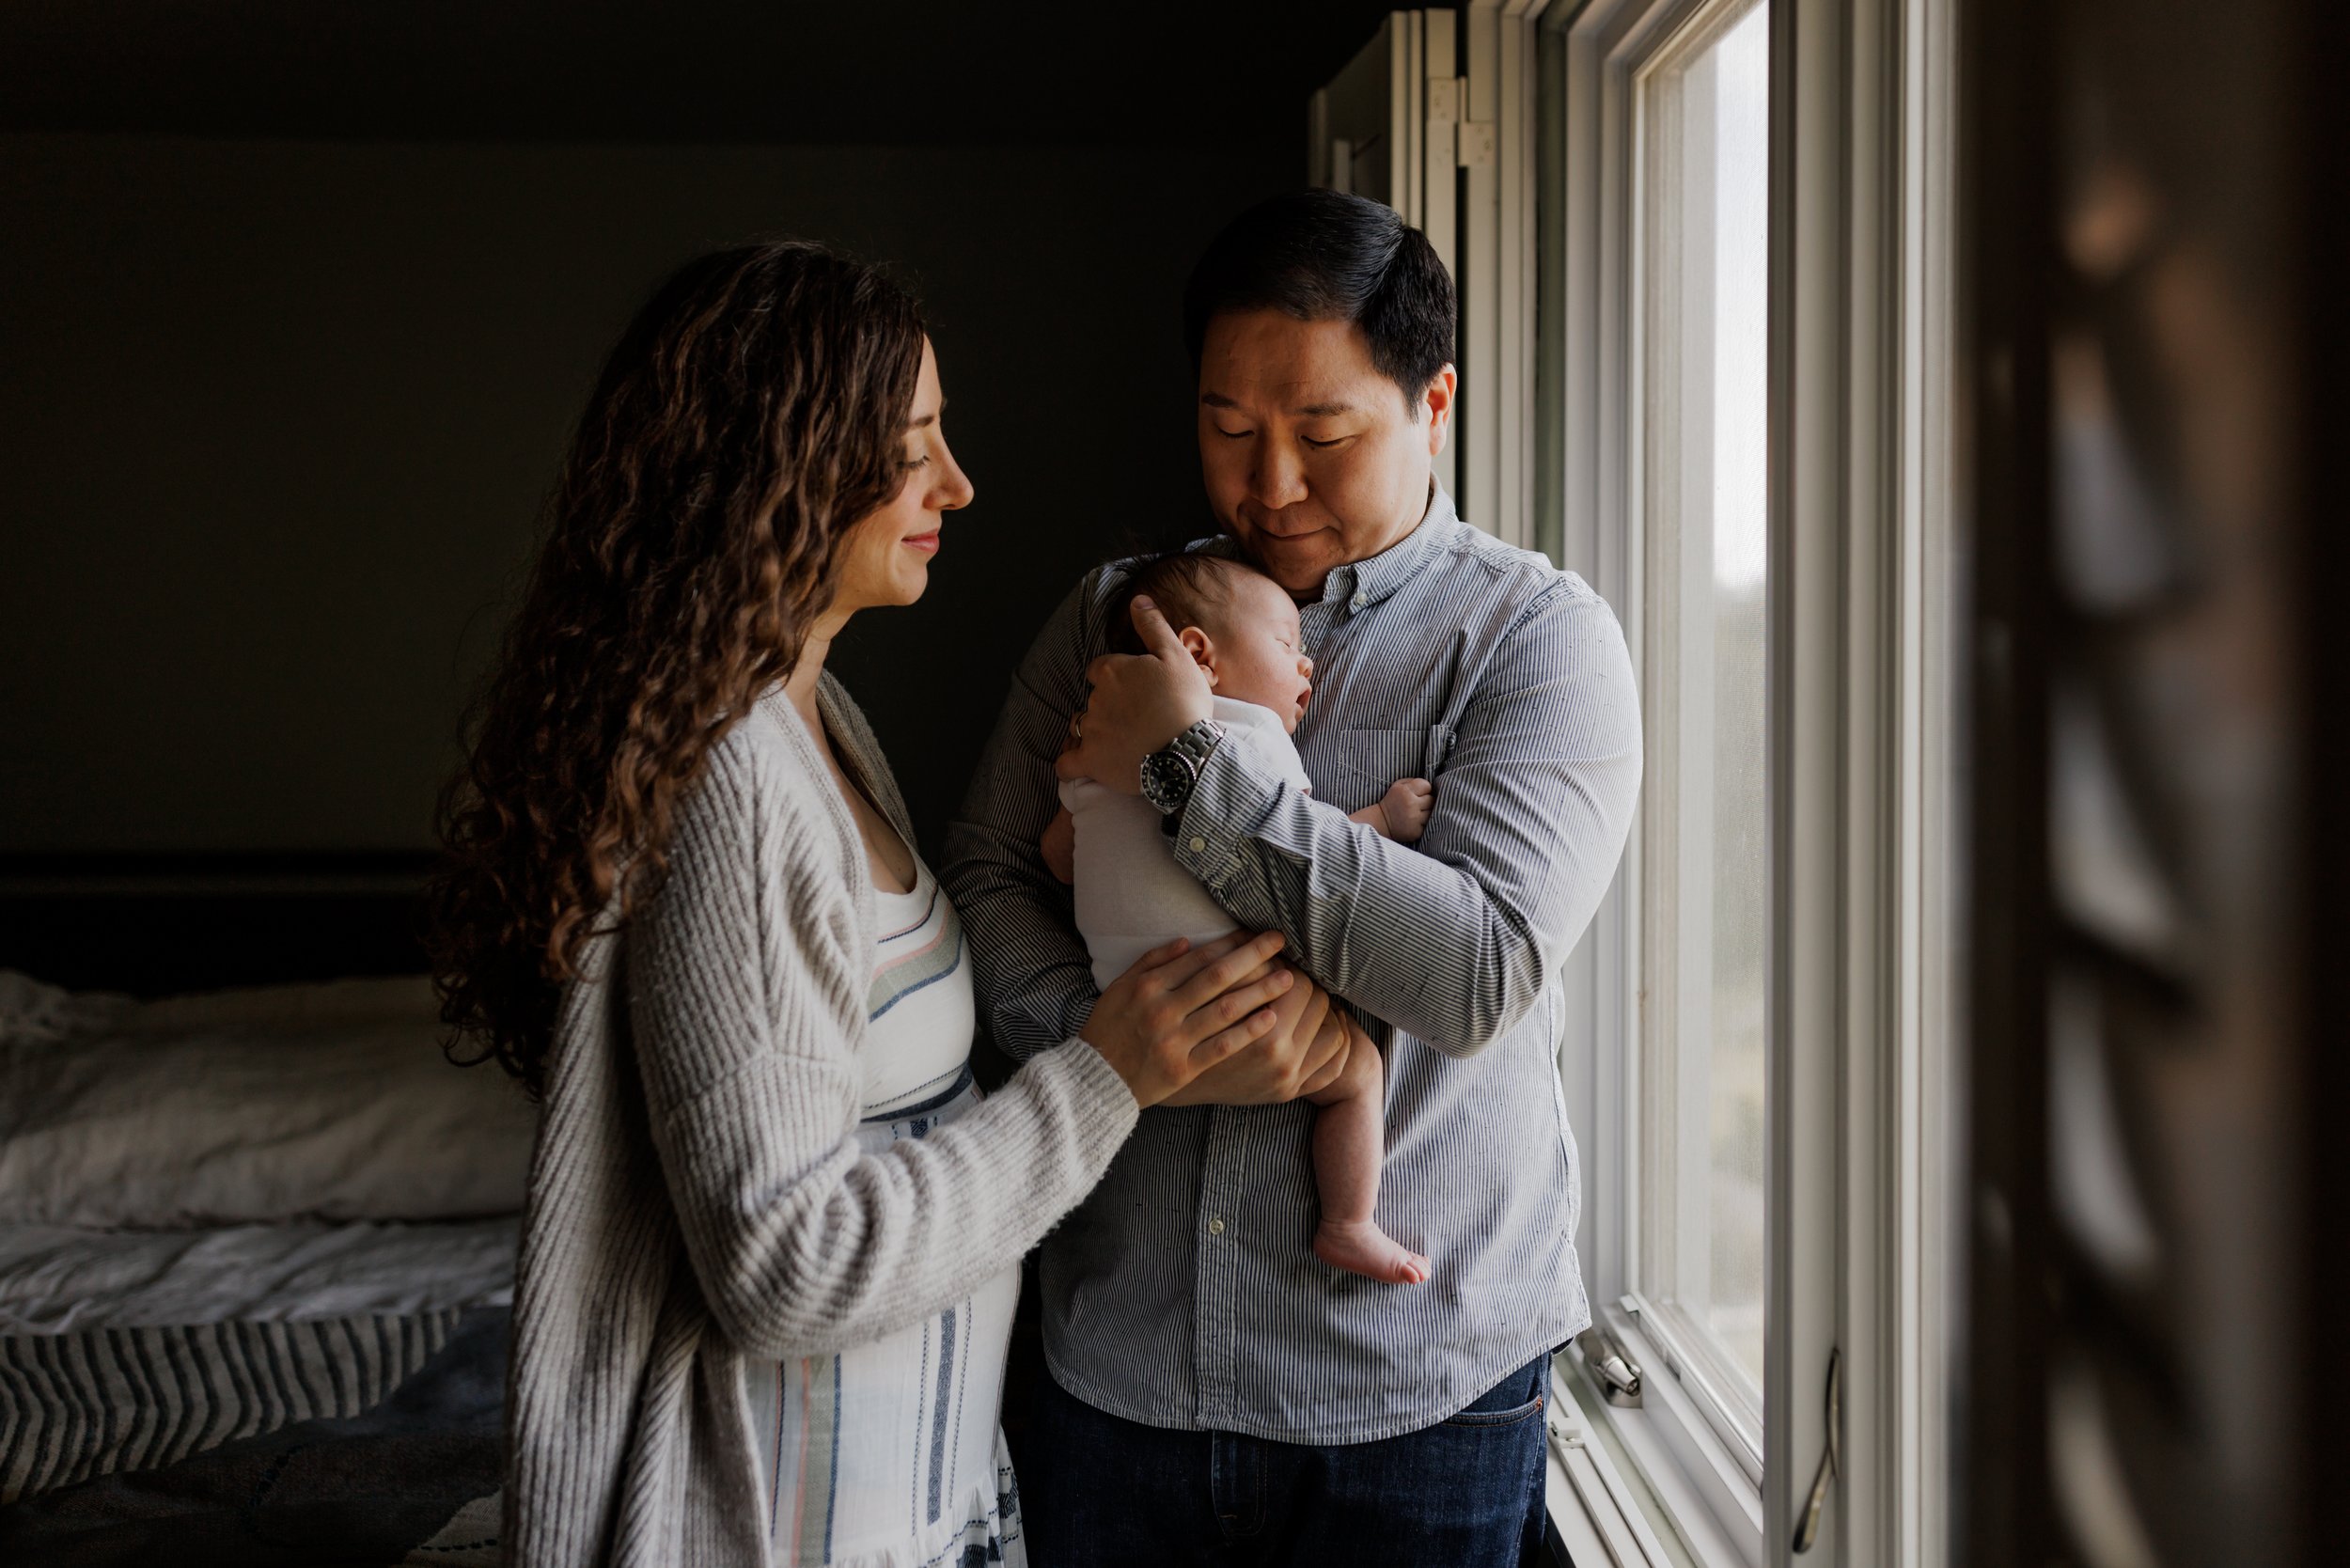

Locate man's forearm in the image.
[1168,587,1643,1058]
[941,576,1109,1062]
[1172,750,1547,1056]
[943,819,1100,1060]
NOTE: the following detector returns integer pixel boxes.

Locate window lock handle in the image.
[1574,1325,1645,1407]
[1792,1347,1843,1553]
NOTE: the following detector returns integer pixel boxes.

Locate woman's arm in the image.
[625,745,1139,1361]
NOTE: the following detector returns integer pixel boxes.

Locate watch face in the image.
[1142,749,1194,812]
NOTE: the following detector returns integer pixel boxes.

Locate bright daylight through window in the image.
[1637,0,1771,1421]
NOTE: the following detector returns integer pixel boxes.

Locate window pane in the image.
[1639,0,1770,1404]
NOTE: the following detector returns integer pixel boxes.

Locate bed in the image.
[0,957,533,1567]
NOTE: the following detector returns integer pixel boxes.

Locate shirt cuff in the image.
[1170,735,1286,898]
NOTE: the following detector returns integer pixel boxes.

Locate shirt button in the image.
[1350,592,1368,612]
[1188,837,1208,854]
[1208,1216,1226,1235]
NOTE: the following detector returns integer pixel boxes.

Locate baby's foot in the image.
[1313,1218,1432,1285]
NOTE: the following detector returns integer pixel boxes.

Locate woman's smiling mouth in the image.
[903,531,941,555]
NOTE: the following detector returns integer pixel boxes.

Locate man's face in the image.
[1197,311,1455,598]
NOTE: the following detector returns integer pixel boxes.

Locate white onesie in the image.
[1060,696,1311,990]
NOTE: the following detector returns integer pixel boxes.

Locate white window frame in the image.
[1317,5,1956,1560]
[1508,0,1958,1563]
[1458,1,1546,549]
[1625,0,1775,1473]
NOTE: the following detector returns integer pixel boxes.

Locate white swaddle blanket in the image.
[1058,697,1310,989]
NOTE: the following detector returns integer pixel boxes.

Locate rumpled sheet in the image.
[0,971,538,1228]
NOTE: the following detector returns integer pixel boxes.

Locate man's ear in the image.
[1178,625,1219,687]
[1422,365,1460,457]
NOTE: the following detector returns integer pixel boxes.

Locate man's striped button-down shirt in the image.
[942,492,1643,1444]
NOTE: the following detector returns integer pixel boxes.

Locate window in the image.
[1534,0,1956,1560]
[1634,0,1773,1435]
[1316,2,1956,1561]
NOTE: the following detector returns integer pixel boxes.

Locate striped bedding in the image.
[0,971,519,1561]
[0,1308,508,1568]
[0,1307,462,1504]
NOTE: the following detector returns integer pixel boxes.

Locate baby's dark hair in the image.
[1100,551,1261,655]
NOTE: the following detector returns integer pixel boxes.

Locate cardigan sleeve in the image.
[625,739,1140,1361]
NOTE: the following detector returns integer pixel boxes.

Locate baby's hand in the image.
[1376,777,1434,843]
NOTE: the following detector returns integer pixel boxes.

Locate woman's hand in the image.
[1156,962,1352,1107]
[1079,930,1296,1109]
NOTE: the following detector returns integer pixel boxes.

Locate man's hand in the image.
[1056,596,1214,794]
[1158,957,1353,1106]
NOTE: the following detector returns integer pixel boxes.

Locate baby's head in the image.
[1104,552,1313,731]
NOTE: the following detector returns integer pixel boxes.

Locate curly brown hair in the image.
[427,240,926,1096]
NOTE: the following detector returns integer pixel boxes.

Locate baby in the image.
[1045,551,1435,1286]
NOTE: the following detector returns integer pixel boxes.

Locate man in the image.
[942,189,1642,1563]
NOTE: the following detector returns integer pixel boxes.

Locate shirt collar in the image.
[1193,485,1462,615]
[1314,484,1460,617]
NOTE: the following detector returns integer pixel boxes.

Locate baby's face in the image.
[1201,570,1314,731]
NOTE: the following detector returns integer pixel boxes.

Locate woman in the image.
[428,241,1342,1568]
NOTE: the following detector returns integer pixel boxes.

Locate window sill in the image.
[1611,1298,1765,1488]
[1545,1337,1762,1568]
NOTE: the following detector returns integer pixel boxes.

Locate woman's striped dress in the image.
[743,855,1026,1567]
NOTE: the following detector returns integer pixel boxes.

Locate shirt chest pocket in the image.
[1332,724,1452,807]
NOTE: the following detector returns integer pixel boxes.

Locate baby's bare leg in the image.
[1306,1026,1431,1285]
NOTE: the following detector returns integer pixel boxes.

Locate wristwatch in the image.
[1140,717,1226,817]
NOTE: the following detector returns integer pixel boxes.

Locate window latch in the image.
[1574,1325,1644,1407]
[1792,1347,1843,1553]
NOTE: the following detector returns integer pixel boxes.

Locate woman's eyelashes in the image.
[902,416,942,469]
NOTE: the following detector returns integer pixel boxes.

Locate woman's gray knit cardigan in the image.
[503,674,1140,1568]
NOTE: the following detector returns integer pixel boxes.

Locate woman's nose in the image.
[934,451,975,511]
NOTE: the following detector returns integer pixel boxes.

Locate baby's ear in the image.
[1178,625,1217,682]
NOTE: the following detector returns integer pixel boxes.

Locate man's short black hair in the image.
[1182,188,1456,405]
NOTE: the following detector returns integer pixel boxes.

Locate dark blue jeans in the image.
[1014,1356,1550,1566]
